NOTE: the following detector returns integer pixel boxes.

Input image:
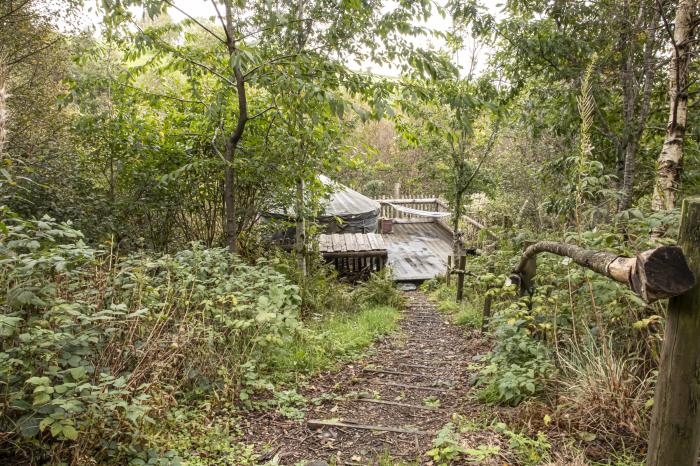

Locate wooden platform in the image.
[319,233,387,256]
[319,233,388,276]
[383,223,452,281]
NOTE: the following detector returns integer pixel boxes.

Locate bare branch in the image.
[163,0,227,45]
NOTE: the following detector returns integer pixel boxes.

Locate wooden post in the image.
[481,265,495,333]
[446,256,452,286]
[647,198,700,465]
[456,255,466,302]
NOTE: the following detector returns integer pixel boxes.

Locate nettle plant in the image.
[0,214,300,462]
[478,297,556,405]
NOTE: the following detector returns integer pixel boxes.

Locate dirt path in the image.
[247,291,492,465]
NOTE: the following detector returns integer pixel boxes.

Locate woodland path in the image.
[246,291,494,465]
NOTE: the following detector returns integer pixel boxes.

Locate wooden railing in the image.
[376,196,490,244]
[377,196,446,223]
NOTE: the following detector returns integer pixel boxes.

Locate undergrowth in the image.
[0,214,403,464]
[422,209,680,463]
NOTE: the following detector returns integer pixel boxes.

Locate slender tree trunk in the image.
[223,139,238,253]
[295,178,306,276]
[0,58,7,159]
[619,1,659,212]
[222,0,248,253]
[452,187,464,259]
[652,0,696,212]
[620,139,637,210]
[294,0,308,276]
[619,0,636,211]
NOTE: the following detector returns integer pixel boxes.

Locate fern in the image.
[575,55,598,231]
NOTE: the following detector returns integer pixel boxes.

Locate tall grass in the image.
[271,305,400,380]
[555,334,654,449]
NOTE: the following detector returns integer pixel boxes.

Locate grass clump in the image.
[555,335,653,451]
[426,280,483,329]
[270,304,400,381]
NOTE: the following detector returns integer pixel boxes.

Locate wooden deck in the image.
[383,222,452,281]
[319,233,387,256]
[319,233,388,277]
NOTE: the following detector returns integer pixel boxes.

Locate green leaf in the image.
[62,425,78,440]
[17,415,40,438]
[69,367,87,381]
[40,417,55,432]
[33,392,51,406]
[27,376,50,386]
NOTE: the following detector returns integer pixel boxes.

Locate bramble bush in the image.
[0,214,302,463]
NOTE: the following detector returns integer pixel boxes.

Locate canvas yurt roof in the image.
[316,175,380,221]
[266,175,380,234]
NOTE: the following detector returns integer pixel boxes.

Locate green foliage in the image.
[353,268,406,309]
[493,422,551,466]
[270,305,400,381]
[425,422,469,465]
[477,299,556,405]
[434,286,482,328]
[426,418,501,465]
[150,408,260,465]
[1,214,403,463]
[0,214,302,462]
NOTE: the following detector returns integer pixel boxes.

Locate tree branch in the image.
[511,241,695,303]
[163,0,227,45]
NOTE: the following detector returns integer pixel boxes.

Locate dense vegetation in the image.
[1,0,699,464]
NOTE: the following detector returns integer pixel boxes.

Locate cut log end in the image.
[631,245,695,302]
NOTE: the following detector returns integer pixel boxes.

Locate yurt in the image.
[266,175,380,236]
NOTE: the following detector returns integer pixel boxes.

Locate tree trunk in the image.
[223,139,238,253]
[647,198,700,465]
[511,240,694,303]
[651,0,695,211]
[222,0,248,254]
[452,188,464,260]
[619,0,636,211]
[295,178,307,277]
[619,0,659,212]
[0,58,7,158]
[456,255,466,302]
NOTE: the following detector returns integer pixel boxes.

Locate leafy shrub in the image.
[0,215,301,463]
[353,267,405,309]
[273,250,353,318]
[478,300,555,405]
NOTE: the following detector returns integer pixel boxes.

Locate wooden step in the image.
[308,419,432,435]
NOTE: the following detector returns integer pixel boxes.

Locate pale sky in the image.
[73,0,498,78]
